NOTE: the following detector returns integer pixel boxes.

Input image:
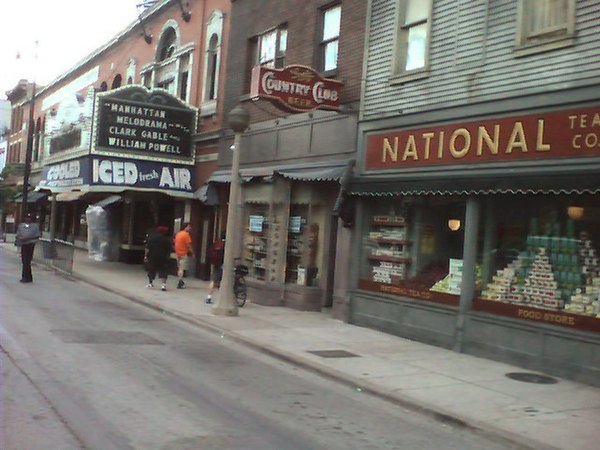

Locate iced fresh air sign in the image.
[92,158,194,192]
[250,64,343,113]
[95,87,195,158]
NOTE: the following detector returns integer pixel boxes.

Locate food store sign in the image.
[366,106,600,169]
[250,64,343,113]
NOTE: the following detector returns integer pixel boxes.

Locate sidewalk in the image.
[3,243,599,450]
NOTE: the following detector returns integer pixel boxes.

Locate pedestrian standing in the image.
[15,212,41,283]
[174,222,193,289]
[144,226,172,291]
[206,232,226,304]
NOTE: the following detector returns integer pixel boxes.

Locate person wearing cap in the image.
[144,225,172,291]
[15,212,41,283]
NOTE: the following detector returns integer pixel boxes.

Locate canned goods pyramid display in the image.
[481,218,600,318]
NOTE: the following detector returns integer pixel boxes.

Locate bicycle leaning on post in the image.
[233,262,248,307]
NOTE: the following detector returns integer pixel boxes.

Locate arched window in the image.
[205,34,219,100]
[111,74,122,89]
[201,10,223,111]
[100,82,108,92]
[157,27,177,61]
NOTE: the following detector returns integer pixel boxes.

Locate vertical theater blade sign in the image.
[251,64,343,113]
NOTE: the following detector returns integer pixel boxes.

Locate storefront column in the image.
[49,193,57,240]
[127,199,136,245]
[454,196,480,352]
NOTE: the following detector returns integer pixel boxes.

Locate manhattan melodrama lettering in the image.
[103,102,182,155]
[367,109,600,168]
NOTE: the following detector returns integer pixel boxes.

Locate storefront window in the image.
[476,194,600,331]
[244,204,269,280]
[359,197,466,305]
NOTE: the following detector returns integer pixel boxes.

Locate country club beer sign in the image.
[251,64,343,112]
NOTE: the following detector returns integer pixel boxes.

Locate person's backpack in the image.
[209,240,225,266]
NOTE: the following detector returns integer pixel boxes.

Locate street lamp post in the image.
[20,80,37,216]
[212,105,250,316]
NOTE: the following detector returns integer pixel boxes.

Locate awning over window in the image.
[91,195,123,208]
[348,173,600,197]
[193,184,220,205]
[13,192,48,203]
[274,164,348,182]
[55,191,87,202]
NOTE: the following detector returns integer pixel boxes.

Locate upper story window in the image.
[111,74,122,89]
[320,4,341,73]
[515,0,575,55]
[202,10,224,110]
[158,27,178,62]
[258,26,288,68]
[392,0,432,81]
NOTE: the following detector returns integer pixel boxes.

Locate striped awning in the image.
[348,173,600,197]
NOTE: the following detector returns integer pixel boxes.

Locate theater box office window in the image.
[350,104,600,385]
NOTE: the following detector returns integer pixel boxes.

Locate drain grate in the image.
[51,329,164,345]
[307,349,360,358]
[505,372,558,384]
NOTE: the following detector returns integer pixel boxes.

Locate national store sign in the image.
[250,64,343,113]
[365,106,600,170]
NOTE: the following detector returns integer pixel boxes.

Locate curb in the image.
[1,246,562,450]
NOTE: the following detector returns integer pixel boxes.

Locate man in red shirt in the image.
[174,222,193,289]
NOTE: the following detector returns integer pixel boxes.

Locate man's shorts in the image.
[176,255,188,272]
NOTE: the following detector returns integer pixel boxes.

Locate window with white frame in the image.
[393,0,432,77]
[320,4,341,73]
[202,10,224,106]
[516,0,575,51]
[258,26,287,68]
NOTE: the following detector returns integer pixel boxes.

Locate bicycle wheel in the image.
[234,278,247,307]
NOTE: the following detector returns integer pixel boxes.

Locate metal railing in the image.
[34,238,74,275]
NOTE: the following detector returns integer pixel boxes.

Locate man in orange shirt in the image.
[174,222,194,289]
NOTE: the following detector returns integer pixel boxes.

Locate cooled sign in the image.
[40,160,84,188]
[92,158,193,192]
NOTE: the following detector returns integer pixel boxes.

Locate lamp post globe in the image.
[212,105,250,316]
[228,105,250,133]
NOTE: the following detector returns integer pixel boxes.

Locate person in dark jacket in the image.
[15,212,41,283]
[144,226,172,291]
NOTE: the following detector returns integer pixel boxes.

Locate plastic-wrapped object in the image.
[85,205,119,261]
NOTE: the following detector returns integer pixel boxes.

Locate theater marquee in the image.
[365,106,600,170]
[250,64,343,113]
[93,86,197,161]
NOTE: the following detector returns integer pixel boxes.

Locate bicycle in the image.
[233,263,248,307]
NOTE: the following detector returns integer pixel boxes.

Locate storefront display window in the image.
[476,194,600,331]
[359,197,466,305]
[286,205,307,283]
[244,204,269,280]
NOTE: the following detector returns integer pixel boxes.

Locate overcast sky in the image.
[1,0,145,100]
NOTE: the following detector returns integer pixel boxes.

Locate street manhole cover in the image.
[51,329,164,345]
[307,349,360,358]
[505,372,558,384]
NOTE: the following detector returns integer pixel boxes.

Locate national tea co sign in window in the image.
[93,86,197,161]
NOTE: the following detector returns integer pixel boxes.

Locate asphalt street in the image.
[0,251,516,450]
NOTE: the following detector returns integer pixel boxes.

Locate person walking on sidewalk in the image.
[15,212,41,283]
[144,226,172,291]
[174,222,193,289]
[206,233,225,304]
